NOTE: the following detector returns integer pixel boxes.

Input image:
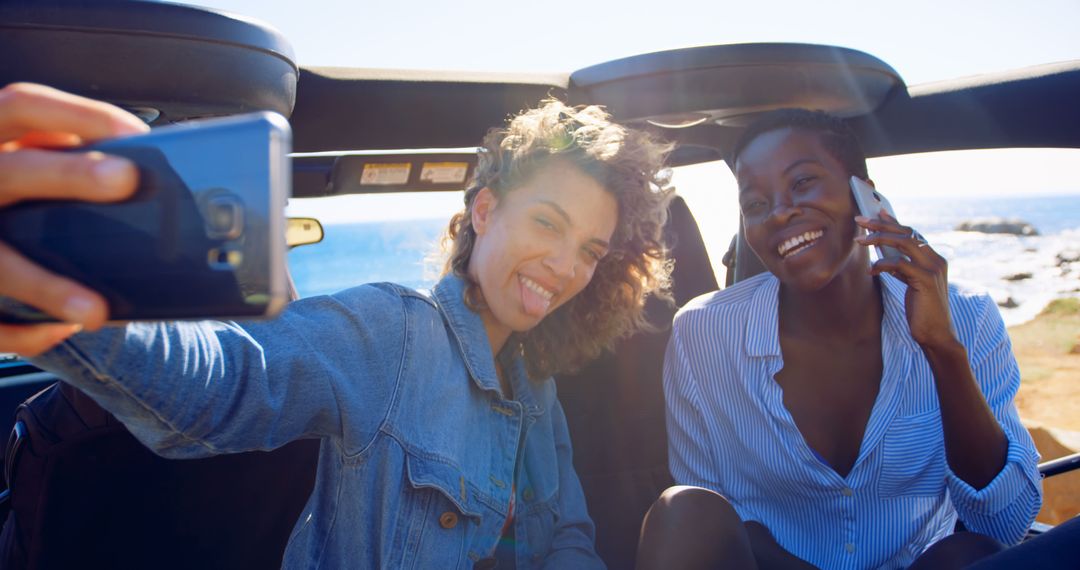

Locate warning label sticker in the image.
[360,163,411,186]
[420,162,469,184]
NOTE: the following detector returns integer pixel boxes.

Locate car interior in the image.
[1,1,1078,568]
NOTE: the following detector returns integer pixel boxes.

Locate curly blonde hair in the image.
[442,99,674,380]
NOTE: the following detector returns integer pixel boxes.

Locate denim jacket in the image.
[33,275,605,569]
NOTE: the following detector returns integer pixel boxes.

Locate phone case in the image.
[0,112,291,323]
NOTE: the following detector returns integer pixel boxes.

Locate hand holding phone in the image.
[0,109,291,326]
[849,176,907,262]
[850,176,960,345]
[0,83,151,355]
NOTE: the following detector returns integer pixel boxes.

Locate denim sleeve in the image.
[30,284,407,459]
[540,397,606,570]
[946,293,1042,545]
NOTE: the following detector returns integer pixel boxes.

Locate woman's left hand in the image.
[855,212,958,350]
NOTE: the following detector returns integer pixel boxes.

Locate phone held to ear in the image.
[849,175,907,262]
[0,112,292,324]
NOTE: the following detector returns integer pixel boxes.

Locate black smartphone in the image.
[0,112,291,323]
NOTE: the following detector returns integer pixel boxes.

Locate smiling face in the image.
[468,159,618,350]
[735,127,869,291]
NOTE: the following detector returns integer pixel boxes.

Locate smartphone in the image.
[849,176,906,262]
[0,112,291,323]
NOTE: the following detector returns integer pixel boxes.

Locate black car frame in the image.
[0,1,1078,568]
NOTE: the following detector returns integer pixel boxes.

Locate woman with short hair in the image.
[638,109,1041,569]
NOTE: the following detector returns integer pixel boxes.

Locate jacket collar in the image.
[431,274,544,415]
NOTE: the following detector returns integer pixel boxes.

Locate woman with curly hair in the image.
[7,85,674,569]
[444,99,673,382]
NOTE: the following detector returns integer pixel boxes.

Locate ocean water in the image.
[288,219,447,297]
[891,194,1080,326]
[287,194,1080,327]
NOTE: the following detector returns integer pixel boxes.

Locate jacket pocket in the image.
[877,409,947,498]
[399,453,484,569]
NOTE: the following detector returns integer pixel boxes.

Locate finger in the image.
[870,257,935,286]
[0,149,139,207]
[877,209,899,224]
[0,323,81,357]
[0,83,148,142]
[854,215,911,237]
[0,241,108,328]
[0,131,83,151]
[856,230,944,266]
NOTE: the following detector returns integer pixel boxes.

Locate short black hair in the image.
[731,109,869,179]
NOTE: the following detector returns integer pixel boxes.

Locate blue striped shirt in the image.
[664,272,1042,569]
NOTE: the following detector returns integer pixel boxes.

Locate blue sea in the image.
[891,194,1080,325]
[288,194,1080,326]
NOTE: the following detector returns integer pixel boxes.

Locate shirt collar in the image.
[745,274,783,357]
[878,273,922,354]
[742,272,920,357]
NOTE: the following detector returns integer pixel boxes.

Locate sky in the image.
[191,0,1079,269]
[197,0,1078,86]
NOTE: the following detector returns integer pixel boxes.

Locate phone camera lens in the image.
[205,193,244,240]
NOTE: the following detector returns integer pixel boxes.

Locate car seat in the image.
[555,195,719,569]
[0,381,318,569]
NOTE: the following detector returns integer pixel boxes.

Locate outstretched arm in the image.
[33,285,408,459]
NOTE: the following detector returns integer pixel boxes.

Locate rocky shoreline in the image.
[948,217,1080,318]
[956,217,1040,236]
[1011,298,1080,524]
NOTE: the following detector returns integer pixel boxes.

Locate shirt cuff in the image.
[947,438,1041,517]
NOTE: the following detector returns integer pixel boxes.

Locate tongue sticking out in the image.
[520,280,552,317]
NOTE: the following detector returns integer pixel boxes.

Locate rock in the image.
[955,218,1039,236]
[1057,250,1080,266]
[998,297,1019,309]
[1026,423,1080,525]
[1004,272,1033,282]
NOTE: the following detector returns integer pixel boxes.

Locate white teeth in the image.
[521,276,554,300]
[777,230,824,258]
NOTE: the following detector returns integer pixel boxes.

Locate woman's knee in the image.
[646,485,742,531]
[636,486,755,570]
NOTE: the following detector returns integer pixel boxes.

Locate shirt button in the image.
[842,487,854,497]
[439,511,459,529]
[523,487,535,502]
[845,542,856,553]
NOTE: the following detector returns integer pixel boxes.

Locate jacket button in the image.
[522,487,534,502]
[439,511,459,529]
